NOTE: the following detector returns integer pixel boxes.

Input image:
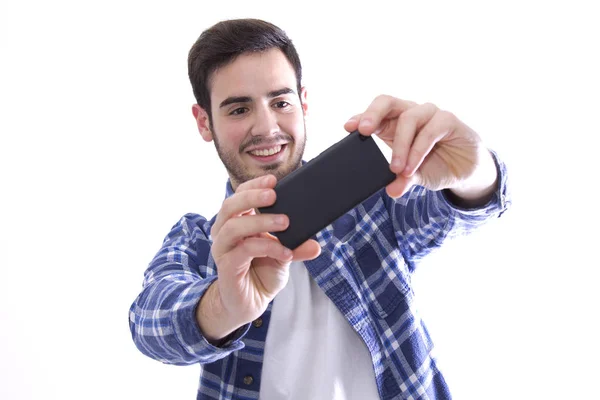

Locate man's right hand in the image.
[197,174,321,343]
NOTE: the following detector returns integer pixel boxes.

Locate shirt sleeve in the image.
[382,149,511,271]
[128,213,250,365]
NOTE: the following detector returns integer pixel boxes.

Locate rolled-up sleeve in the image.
[128,213,250,365]
[383,149,511,269]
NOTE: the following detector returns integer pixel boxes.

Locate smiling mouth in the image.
[248,145,284,157]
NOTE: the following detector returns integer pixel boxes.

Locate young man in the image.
[129,18,510,400]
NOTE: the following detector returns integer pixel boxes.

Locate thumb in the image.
[292,239,321,261]
[343,114,363,133]
[385,173,419,199]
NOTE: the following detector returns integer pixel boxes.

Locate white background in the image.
[1,0,599,399]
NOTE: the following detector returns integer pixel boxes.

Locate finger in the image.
[390,103,438,174]
[212,183,277,237]
[385,173,419,199]
[291,239,322,261]
[403,109,454,176]
[212,213,289,257]
[212,174,276,236]
[343,113,363,132]
[261,234,321,261]
[236,174,276,193]
[219,237,294,275]
[357,95,417,136]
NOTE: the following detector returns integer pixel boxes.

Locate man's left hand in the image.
[344,95,498,205]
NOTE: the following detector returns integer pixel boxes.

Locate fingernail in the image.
[274,215,286,225]
[392,158,402,170]
[283,248,293,258]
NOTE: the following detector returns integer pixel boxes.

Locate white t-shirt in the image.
[259,261,381,399]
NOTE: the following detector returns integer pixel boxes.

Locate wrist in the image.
[196,279,239,344]
[449,149,498,207]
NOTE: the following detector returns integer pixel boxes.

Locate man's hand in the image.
[344,95,498,205]
[197,174,321,343]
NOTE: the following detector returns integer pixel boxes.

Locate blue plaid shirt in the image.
[129,150,510,400]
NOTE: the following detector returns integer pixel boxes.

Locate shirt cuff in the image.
[440,148,510,217]
[170,276,251,361]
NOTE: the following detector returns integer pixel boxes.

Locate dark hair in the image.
[188,18,303,119]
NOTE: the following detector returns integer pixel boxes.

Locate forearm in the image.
[448,148,499,208]
[130,274,250,364]
[196,279,244,345]
[384,148,510,264]
[130,214,252,365]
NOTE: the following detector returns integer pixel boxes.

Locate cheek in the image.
[280,112,305,136]
[215,119,249,151]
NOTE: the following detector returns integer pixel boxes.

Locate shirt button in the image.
[243,375,254,385]
[252,318,263,328]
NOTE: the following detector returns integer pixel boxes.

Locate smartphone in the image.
[258,130,396,249]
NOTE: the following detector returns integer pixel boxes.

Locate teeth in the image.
[250,145,282,157]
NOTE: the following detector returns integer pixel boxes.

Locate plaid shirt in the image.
[129,150,510,400]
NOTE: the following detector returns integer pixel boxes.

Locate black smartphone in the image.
[258,130,396,249]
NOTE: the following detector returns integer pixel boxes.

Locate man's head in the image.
[188,19,307,190]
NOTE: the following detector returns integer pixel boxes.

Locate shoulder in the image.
[163,213,215,244]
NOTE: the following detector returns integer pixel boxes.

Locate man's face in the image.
[193,48,307,190]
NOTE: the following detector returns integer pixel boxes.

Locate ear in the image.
[192,104,213,142]
[300,86,308,117]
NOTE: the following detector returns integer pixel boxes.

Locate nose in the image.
[250,103,279,137]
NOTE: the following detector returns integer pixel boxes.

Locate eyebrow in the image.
[219,87,296,108]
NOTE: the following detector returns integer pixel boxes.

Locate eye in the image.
[274,101,290,109]
[230,107,248,116]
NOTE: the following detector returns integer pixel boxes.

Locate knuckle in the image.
[267,239,280,254]
[260,215,274,231]
[411,146,426,161]
[245,238,268,256]
[243,189,256,204]
[376,94,390,102]
[372,94,391,108]
[256,188,268,202]
[240,238,254,253]
[236,178,252,192]
[261,239,274,255]
[235,181,251,194]
[399,110,416,125]
[221,196,233,214]
[237,176,260,192]
[423,102,439,112]
[440,110,457,124]
[242,193,254,206]
[220,219,236,239]
[425,130,438,143]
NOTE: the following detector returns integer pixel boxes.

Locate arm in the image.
[128,213,249,366]
[344,96,511,268]
[129,176,321,365]
[195,278,244,345]
[382,148,510,268]
[446,146,500,208]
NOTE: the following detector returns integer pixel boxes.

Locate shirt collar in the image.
[224,180,235,199]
